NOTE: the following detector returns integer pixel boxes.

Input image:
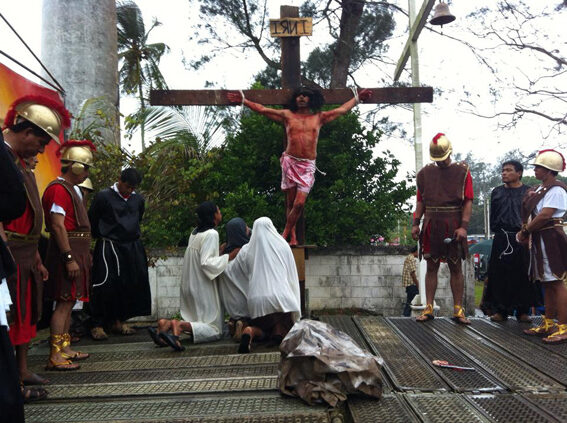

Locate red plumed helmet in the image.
[3,95,71,144]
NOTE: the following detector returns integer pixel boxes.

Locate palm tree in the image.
[117,0,169,150]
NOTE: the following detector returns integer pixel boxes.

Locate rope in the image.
[91,239,120,288]
[350,86,359,104]
[498,228,514,259]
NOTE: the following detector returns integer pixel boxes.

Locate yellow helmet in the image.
[58,140,96,175]
[78,178,94,192]
[531,149,565,172]
[3,95,71,144]
[430,133,452,161]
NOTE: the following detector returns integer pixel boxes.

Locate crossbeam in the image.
[150,87,433,106]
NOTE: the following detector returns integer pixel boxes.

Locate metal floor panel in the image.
[46,364,279,385]
[33,352,280,373]
[468,319,567,386]
[45,376,278,399]
[318,315,371,351]
[466,393,560,423]
[425,318,563,392]
[387,318,503,393]
[348,394,419,423]
[499,316,567,358]
[28,340,168,355]
[28,344,265,365]
[355,316,448,392]
[523,392,567,422]
[25,393,330,423]
[403,393,490,423]
[319,315,392,393]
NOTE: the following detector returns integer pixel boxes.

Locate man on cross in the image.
[227,87,371,245]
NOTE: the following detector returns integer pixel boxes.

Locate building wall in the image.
[141,247,475,320]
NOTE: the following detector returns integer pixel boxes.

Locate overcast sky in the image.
[1,1,564,179]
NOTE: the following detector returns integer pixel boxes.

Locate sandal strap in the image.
[548,324,567,338]
[453,305,466,318]
[421,304,434,316]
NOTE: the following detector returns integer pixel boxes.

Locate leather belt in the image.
[5,231,40,242]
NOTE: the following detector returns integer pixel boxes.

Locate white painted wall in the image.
[139,247,475,320]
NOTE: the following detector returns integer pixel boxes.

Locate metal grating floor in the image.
[25,315,567,422]
[468,319,567,385]
[348,394,419,423]
[318,315,371,351]
[24,393,330,423]
[404,393,489,423]
[355,316,448,392]
[466,393,560,423]
[387,318,503,392]
[424,318,563,392]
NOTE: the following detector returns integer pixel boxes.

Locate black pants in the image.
[403,285,419,317]
[0,326,24,423]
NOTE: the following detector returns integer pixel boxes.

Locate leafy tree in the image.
[190,0,396,88]
[449,1,566,139]
[206,100,414,246]
[117,0,170,149]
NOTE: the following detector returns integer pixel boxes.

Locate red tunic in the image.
[42,180,91,302]
[4,157,42,345]
[42,183,78,231]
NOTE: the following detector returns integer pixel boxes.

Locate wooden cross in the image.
[150,5,433,315]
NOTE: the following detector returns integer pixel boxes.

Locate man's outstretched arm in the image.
[320,89,372,125]
[227,91,287,123]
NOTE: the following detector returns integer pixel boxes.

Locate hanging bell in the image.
[430,1,456,26]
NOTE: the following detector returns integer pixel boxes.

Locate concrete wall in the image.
[141,246,475,320]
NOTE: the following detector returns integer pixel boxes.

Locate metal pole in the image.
[409,0,427,307]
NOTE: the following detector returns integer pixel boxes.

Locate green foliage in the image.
[207,105,413,246]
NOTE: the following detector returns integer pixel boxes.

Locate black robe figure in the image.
[88,185,151,329]
[0,134,26,423]
[482,184,540,318]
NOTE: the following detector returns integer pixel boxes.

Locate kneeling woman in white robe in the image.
[218,218,251,338]
[178,202,239,344]
[238,217,301,353]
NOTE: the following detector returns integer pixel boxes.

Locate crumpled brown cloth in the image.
[278,319,383,406]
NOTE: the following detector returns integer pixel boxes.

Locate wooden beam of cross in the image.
[150,87,433,106]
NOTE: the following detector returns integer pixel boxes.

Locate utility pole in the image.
[394,0,436,308]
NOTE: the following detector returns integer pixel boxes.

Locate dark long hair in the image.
[287,87,325,112]
[224,217,250,253]
[193,201,218,234]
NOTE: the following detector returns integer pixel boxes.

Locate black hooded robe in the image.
[88,187,151,324]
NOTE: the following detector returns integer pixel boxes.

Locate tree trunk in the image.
[330,0,365,88]
[137,57,146,151]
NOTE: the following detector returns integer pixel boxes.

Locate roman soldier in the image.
[411,133,474,324]
[1,95,70,397]
[42,140,96,370]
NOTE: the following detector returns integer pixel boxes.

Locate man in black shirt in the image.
[482,160,538,322]
[88,168,151,339]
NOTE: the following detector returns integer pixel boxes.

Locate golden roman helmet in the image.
[429,133,452,161]
[3,95,71,145]
[58,140,96,175]
[78,178,94,192]
[531,149,566,173]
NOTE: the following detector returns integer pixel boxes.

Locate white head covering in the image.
[244,217,301,321]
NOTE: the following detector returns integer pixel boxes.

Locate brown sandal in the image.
[416,304,434,322]
[90,326,108,340]
[21,384,48,402]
